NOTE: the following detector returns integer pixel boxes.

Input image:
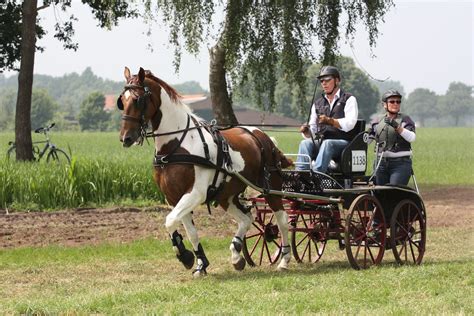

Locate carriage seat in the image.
[326,119,368,177]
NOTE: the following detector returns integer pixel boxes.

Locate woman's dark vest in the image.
[313,91,355,140]
[375,113,412,152]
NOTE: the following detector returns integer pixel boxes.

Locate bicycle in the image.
[7,123,71,163]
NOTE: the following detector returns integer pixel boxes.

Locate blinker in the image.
[117,96,124,110]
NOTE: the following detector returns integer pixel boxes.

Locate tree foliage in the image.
[441,82,473,126]
[144,0,394,115]
[0,88,16,129]
[236,56,380,123]
[78,92,110,131]
[31,89,58,129]
[405,88,438,126]
[0,0,137,160]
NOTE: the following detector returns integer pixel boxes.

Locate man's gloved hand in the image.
[318,115,334,126]
[299,125,309,133]
[299,124,311,138]
[384,117,400,129]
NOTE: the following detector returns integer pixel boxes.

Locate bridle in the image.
[117,82,153,144]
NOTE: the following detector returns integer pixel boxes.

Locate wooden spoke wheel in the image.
[390,199,426,265]
[242,209,282,266]
[345,194,386,270]
[291,213,327,263]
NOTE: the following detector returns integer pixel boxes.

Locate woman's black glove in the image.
[384,117,400,129]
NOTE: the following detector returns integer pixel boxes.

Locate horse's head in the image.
[117,67,160,147]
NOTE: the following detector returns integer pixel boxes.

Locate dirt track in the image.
[0,187,472,249]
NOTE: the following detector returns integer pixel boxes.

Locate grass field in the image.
[0,228,472,314]
[0,127,473,210]
[0,128,473,314]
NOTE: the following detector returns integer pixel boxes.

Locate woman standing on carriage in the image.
[370,89,416,185]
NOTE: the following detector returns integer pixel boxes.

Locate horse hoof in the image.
[177,249,195,270]
[192,269,207,278]
[232,257,246,271]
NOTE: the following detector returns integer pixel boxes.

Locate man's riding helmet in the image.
[382,89,402,102]
[317,66,340,80]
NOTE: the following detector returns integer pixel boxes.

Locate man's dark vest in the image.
[375,113,412,152]
[313,91,355,140]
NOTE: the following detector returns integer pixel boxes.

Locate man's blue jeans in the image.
[296,138,348,173]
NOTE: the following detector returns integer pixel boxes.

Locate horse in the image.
[117,67,293,277]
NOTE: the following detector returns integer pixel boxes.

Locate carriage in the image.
[238,119,427,270]
[117,67,426,276]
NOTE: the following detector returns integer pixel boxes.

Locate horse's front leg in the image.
[165,192,203,270]
[274,210,291,271]
[226,198,253,271]
[182,213,210,277]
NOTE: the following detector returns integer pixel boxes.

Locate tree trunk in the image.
[14,0,38,161]
[209,42,238,126]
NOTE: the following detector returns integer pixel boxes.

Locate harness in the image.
[118,81,277,213]
[153,115,234,213]
[117,83,153,145]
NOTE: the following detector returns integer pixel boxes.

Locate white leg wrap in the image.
[274,210,291,270]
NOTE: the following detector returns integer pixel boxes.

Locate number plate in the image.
[351,150,366,172]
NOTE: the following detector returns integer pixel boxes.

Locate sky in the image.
[5,0,474,95]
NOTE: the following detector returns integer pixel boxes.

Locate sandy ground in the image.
[0,187,472,249]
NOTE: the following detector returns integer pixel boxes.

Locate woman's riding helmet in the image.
[382,89,402,102]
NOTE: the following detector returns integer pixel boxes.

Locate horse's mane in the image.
[144,70,181,103]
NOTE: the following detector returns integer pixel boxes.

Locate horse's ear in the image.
[124,67,131,80]
[138,67,145,83]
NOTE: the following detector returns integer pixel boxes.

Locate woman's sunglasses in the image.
[387,100,402,104]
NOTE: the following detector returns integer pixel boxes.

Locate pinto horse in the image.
[117,67,292,276]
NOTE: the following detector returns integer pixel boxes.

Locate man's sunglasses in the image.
[387,100,402,104]
[319,77,333,83]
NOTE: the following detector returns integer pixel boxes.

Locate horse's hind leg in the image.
[226,196,253,271]
[165,192,204,270]
[267,196,291,271]
[182,213,210,277]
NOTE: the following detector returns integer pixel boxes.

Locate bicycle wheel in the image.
[47,148,70,164]
[7,145,39,161]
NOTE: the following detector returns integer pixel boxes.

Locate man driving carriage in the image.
[295,65,359,173]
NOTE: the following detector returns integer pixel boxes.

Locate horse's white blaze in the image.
[124,90,131,99]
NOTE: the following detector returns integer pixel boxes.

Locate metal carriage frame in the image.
[235,124,427,270]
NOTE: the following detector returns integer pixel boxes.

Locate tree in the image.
[337,57,380,122]
[30,89,57,129]
[371,79,405,97]
[146,1,394,125]
[0,0,136,161]
[405,88,438,127]
[236,56,380,123]
[173,81,208,95]
[442,82,473,126]
[78,92,110,131]
[0,89,16,130]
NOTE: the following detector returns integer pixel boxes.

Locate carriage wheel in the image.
[345,194,386,270]
[390,199,426,265]
[242,209,282,266]
[291,213,327,263]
